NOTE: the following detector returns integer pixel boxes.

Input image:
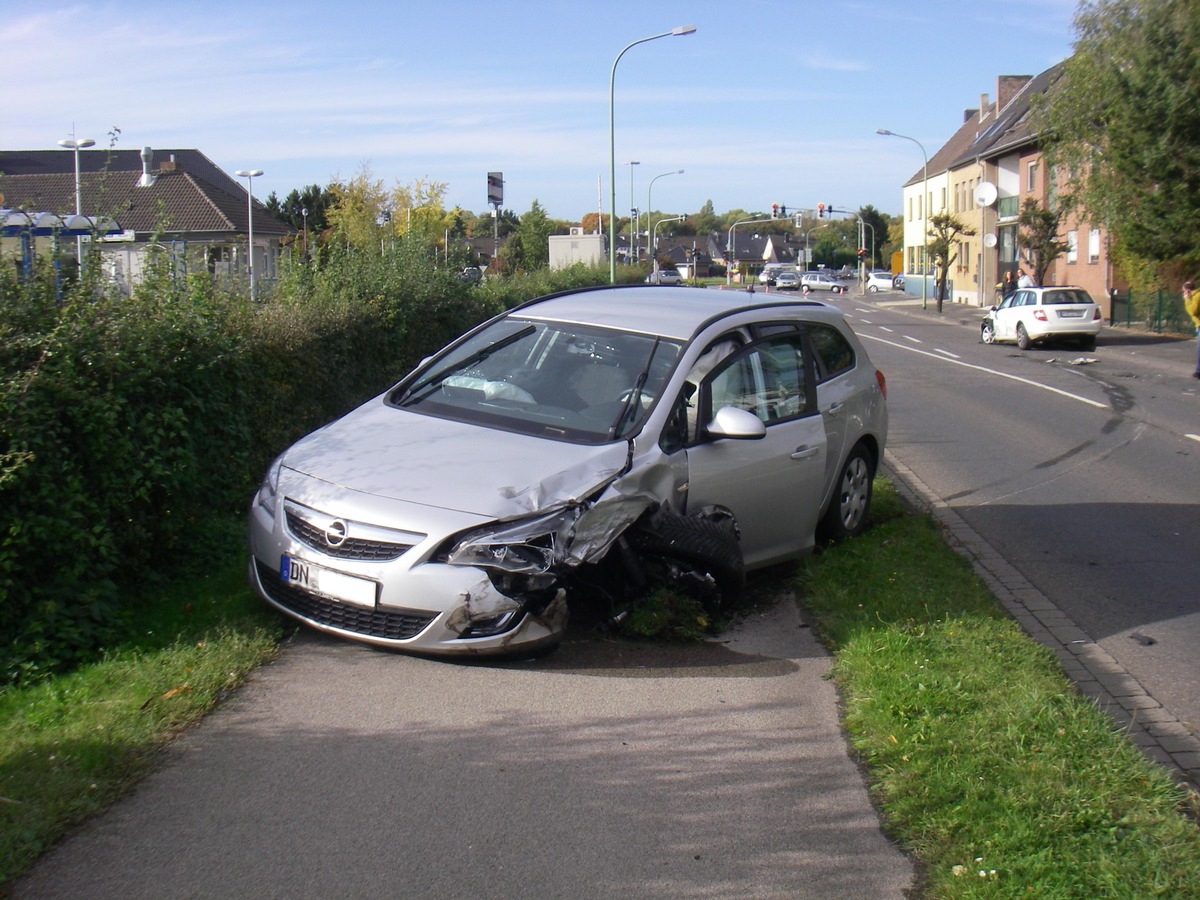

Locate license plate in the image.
[1058,309,1084,318]
[281,555,376,608]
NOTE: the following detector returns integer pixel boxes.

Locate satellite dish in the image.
[975,182,998,207]
[983,233,998,248]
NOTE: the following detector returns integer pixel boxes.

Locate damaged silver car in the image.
[247,285,888,656]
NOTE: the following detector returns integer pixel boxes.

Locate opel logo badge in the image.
[324,519,348,547]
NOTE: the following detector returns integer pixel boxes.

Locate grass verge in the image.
[0,561,283,886]
[799,480,1200,898]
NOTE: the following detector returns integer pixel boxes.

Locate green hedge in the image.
[0,244,610,681]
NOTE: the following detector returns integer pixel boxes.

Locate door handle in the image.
[791,446,820,460]
[825,402,845,416]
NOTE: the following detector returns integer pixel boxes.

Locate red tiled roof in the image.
[0,148,290,238]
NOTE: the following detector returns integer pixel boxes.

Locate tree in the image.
[691,199,720,235]
[515,200,553,270]
[926,213,977,313]
[1040,0,1200,275]
[1017,198,1069,286]
[857,204,890,269]
[266,184,332,236]
[326,166,390,250]
[580,212,608,234]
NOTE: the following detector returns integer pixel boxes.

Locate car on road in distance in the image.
[248,286,888,658]
[774,271,801,291]
[645,269,684,285]
[801,272,846,294]
[980,285,1103,350]
[865,271,895,293]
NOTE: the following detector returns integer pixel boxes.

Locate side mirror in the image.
[706,406,766,440]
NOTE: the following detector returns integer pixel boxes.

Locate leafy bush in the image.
[0,238,609,682]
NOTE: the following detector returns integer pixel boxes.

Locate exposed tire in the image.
[630,512,745,617]
[868,285,879,293]
[818,443,875,541]
[981,320,996,344]
[1016,323,1032,350]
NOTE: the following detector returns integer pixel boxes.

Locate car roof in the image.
[513,285,841,341]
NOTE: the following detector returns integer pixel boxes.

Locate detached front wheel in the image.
[819,444,875,541]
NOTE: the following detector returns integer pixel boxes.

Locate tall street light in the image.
[877,129,929,309]
[647,168,683,263]
[608,25,697,283]
[235,169,264,300]
[58,136,95,265]
[627,160,640,264]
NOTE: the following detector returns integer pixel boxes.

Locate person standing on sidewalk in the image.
[1184,280,1200,379]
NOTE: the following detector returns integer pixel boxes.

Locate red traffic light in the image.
[817,203,825,218]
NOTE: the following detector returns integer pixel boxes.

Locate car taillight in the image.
[1092,308,1101,320]
[1033,309,1048,321]
[875,368,887,398]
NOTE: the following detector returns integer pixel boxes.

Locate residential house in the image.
[0,147,291,295]
[893,64,1117,314]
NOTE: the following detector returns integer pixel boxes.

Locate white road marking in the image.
[935,348,961,359]
[862,333,1109,409]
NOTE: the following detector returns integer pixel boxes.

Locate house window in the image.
[1066,230,1078,264]
[1027,161,1039,192]
[1088,228,1101,263]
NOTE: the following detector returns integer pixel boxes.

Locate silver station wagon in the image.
[248,286,888,656]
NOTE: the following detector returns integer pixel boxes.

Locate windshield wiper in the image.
[398,324,536,406]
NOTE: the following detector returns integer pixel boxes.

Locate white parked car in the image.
[248,286,888,658]
[865,271,896,293]
[981,286,1103,350]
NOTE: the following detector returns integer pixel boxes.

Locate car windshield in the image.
[391,317,683,444]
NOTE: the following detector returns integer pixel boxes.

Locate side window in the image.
[659,333,810,452]
[808,324,855,381]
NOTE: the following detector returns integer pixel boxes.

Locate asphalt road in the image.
[843,287,1200,781]
[15,589,914,899]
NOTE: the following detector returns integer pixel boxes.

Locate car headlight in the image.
[446,506,581,575]
[256,456,283,517]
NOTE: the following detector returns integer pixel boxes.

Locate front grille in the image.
[255,559,435,641]
[285,508,414,561]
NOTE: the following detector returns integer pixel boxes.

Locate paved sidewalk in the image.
[15,595,915,899]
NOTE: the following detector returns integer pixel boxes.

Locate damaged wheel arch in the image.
[626,509,745,617]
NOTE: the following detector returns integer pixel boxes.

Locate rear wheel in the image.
[1016,323,1032,350]
[868,285,879,293]
[819,444,875,541]
[1078,336,1096,351]
[981,320,996,344]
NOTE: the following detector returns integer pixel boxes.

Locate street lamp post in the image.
[608,25,696,283]
[57,136,96,266]
[235,169,264,300]
[627,161,640,264]
[877,129,929,309]
[805,224,829,275]
[647,168,684,263]
[651,215,685,281]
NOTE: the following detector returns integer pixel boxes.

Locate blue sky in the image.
[3,0,1078,221]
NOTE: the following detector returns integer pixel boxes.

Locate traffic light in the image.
[857,248,867,260]
[487,171,503,206]
[771,203,779,219]
[817,203,825,218]
[780,204,787,217]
